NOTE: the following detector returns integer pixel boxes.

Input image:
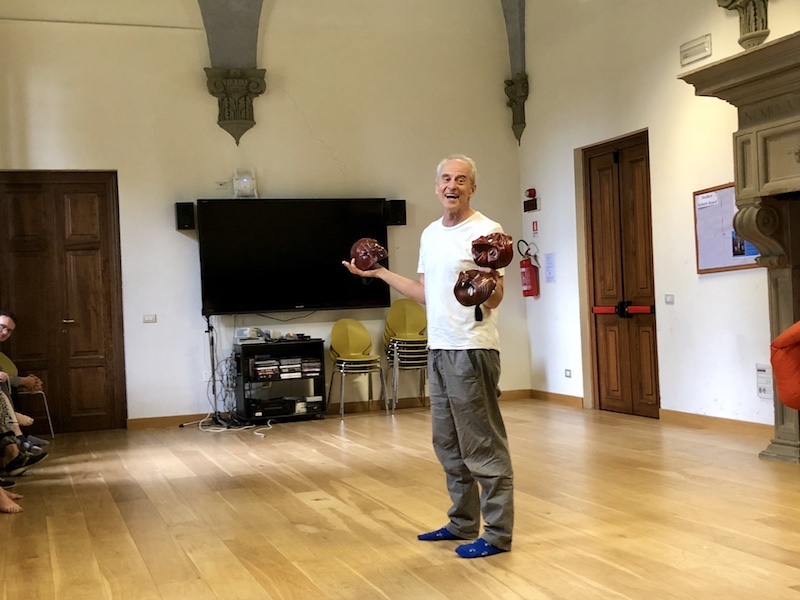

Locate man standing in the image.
[343,154,514,558]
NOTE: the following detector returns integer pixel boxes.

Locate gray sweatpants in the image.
[428,349,514,550]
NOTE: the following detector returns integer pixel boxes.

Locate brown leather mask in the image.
[350,238,388,270]
[471,232,513,269]
[454,270,497,306]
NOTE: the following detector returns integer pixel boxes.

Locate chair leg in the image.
[383,358,392,400]
[367,372,374,411]
[393,356,400,413]
[327,369,336,414]
[22,391,55,439]
[379,366,390,414]
[39,391,55,439]
[339,371,346,419]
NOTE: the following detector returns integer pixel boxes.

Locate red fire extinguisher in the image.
[517,240,540,298]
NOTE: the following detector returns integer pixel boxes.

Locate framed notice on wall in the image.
[694,183,759,274]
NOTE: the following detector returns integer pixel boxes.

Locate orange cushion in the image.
[770,320,800,410]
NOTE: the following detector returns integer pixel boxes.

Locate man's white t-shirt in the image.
[417,211,505,351]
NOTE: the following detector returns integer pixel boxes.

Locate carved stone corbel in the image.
[504,73,529,144]
[204,67,267,145]
[500,0,528,144]
[733,201,787,268]
[718,0,769,49]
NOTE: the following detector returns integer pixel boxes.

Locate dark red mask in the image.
[472,232,513,269]
[350,238,388,271]
[454,270,497,306]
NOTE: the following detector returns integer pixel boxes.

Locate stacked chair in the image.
[383,299,428,413]
[328,318,388,419]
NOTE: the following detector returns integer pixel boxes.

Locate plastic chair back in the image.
[330,318,374,360]
[0,352,18,378]
[385,299,426,340]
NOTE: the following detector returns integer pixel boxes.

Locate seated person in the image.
[0,390,45,478]
[0,383,47,454]
[0,310,48,449]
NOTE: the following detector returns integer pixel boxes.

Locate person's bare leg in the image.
[15,413,33,428]
[0,391,22,436]
[12,412,33,438]
[2,442,19,468]
[0,487,22,513]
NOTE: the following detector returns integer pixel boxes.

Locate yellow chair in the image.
[383,299,428,412]
[0,351,55,438]
[385,299,427,341]
[328,319,388,419]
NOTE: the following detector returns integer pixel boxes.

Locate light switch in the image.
[665,294,675,305]
[143,314,157,323]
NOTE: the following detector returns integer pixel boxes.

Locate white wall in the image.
[4,1,797,426]
[0,0,531,419]
[520,0,800,424]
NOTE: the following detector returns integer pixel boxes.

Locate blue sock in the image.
[417,526,469,541]
[455,538,508,558]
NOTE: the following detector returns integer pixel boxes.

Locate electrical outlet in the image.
[565,369,572,378]
[203,371,212,382]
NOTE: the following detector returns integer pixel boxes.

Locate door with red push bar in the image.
[585,132,660,418]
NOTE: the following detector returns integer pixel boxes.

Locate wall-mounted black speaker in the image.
[175,202,195,230]
[385,199,406,226]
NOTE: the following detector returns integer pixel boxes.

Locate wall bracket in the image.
[500,0,528,144]
[204,68,266,145]
[718,0,770,49]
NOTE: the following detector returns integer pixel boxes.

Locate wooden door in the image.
[0,171,127,432]
[584,132,660,418]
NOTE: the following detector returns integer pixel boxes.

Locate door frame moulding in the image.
[575,128,650,412]
[574,146,594,410]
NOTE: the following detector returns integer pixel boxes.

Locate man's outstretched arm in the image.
[341,261,425,305]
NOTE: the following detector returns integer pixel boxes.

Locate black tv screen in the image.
[196,198,391,315]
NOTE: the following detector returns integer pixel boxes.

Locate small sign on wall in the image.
[756,363,773,401]
[545,252,556,283]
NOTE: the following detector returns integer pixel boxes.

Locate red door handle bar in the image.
[627,305,654,314]
[592,303,655,317]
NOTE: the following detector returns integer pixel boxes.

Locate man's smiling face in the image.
[0,314,15,343]
[435,159,476,212]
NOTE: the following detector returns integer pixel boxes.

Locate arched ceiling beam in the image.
[198,0,266,144]
[501,0,528,144]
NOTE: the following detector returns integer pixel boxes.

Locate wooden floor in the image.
[2,399,800,599]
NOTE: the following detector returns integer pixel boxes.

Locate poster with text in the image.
[694,183,759,274]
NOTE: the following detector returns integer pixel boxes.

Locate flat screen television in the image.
[196,198,391,315]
